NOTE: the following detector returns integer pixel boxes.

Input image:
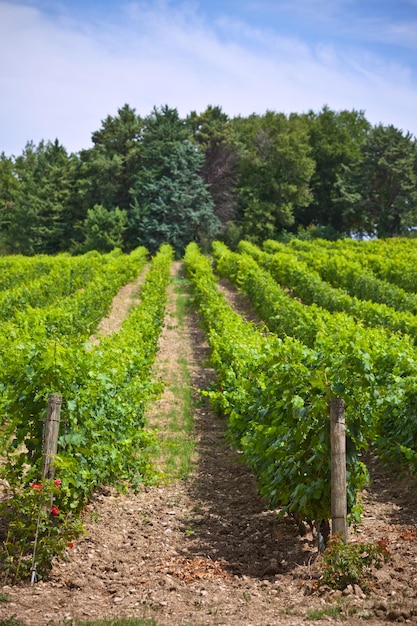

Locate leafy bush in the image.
[0,478,83,583]
[319,535,390,590]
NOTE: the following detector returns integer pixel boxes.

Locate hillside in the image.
[1,262,417,626]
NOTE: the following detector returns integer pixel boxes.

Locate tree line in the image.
[1,103,416,256]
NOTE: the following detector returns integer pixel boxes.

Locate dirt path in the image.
[1,264,417,625]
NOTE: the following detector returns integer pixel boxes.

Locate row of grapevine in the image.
[0,245,173,581]
[265,239,417,311]
[287,236,417,259]
[0,248,148,386]
[237,240,417,341]
[184,242,369,531]
[210,241,417,476]
[281,237,417,295]
[0,247,148,322]
[270,239,417,298]
[0,253,60,291]
[337,242,417,294]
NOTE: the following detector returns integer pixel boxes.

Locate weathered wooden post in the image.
[32,394,62,585]
[41,393,62,480]
[330,397,347,542]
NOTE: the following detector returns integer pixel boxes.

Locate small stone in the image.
[303,584,314,596]
[353,584,366,599]
[342,584,354,596]
[387,609,402,621]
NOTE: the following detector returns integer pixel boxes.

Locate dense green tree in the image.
[187,105,239,229]
[0,153,20,252]
[130,106,220,255]
[338,124,417,238]
[2,103,417,257]
[2,140,79,255]
[232,111,315,243]
[76,204,128,253]
[298,106,371,235]
[79,104,143,216]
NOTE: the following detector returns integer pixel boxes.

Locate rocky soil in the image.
[1,263,417,626]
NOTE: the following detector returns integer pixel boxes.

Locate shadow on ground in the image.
[181,294,317,581]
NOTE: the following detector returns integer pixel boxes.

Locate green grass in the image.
[152,270,197,480]
[0,606,206,625]
[0,618,24,626]
[0,593,11,603]
[0,614,159,626]
[65,617,157,626]
[306,605,344,620]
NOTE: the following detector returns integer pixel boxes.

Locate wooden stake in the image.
[330,397,347,542]
[41,393,62,480]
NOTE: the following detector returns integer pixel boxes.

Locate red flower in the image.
[68,541,74,549]
[54,479,62,487]
[51,506,59,517]
[31,483,42,491]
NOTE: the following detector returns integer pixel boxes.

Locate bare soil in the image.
[1,264,417,625]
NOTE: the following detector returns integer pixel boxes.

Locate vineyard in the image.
[186,238,417,523]
[0,245,173,581]
[1,238,417,624]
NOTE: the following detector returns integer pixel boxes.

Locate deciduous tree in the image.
[338,124,417,238]
[232,111,315,243]
[187,105,239,229]
[298,106,370,235]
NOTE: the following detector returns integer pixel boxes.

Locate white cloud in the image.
[0,0,416,156]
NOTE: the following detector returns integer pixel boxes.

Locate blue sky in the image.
[1,0,417,156]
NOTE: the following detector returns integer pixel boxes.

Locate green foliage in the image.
[306,605,344,620]
[232,111,315,242]
[187,105,239,229]
[56,245,173,508]
[267,240,417,469]
[319,535,390,590]
[279,238,417,315]
[79,104,143,217]
[0,478,84,583]
[77,204,128,253]
[0,246,172,580]
[298,106,370,234]
[338,124,417,238]
[1,105,416,256]
[184,242,368,524]
[0,153,20,243]
[130,106,220,256]
[209,239,417,510]
[0,617,24,626]
[248,239,417,341]
[342,241,417,295]
[1,140,79,255]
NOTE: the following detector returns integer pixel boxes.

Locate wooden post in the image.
[330,397,347,542]
[31,394,62,585]
[41,393,62,480]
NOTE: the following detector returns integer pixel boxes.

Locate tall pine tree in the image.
[129,106,220,255]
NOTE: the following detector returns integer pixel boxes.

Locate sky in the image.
[1,0,417,156]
